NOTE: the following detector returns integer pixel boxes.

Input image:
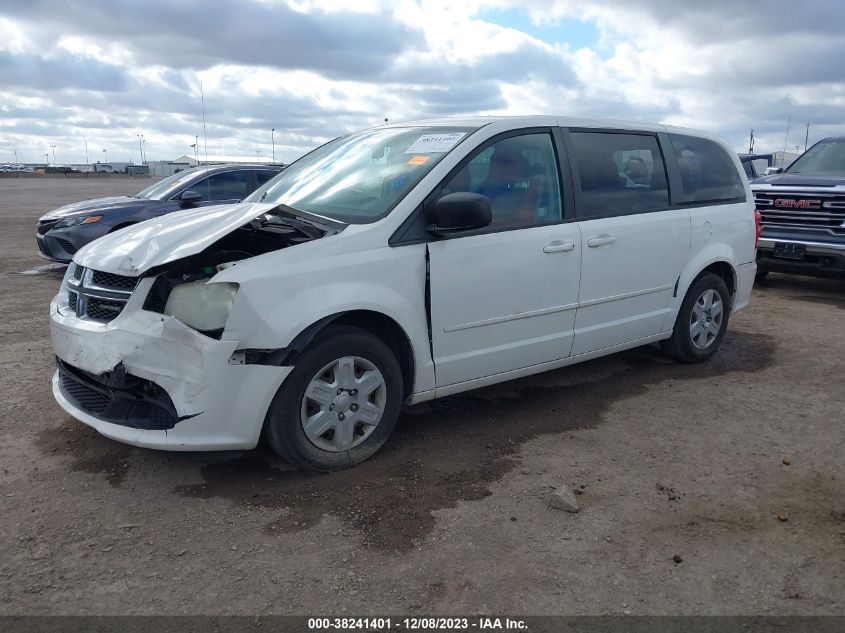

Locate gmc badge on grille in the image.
[774,199,821,209]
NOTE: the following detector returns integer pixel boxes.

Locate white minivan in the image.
[50,116,757,470]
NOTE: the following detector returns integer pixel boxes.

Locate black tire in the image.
[263,324,403,471]
[754,271,769,284]
[660,272,731,363]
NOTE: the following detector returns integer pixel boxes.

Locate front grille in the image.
[755,192,845,236]
[86,298,125,320]
[66,265,137,323]
[91,270,138,291]
[60,373,110,415]
[37,219,58,235]
[55,238,77,254]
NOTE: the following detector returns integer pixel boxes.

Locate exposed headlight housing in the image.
[54,215,103,228]
[55,262,78,313]
[163,280,239,332]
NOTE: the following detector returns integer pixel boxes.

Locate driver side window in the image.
[442,133,562,229]
[186,176,211,202]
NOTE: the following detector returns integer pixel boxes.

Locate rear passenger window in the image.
[667,134,745,203]
[570,132,669,218]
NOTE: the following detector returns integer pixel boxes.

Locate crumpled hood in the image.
[39,196,159,220]
[754,173,845,187]
[73,202,277,275]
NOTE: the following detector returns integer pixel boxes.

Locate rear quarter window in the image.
[668,134,746,204]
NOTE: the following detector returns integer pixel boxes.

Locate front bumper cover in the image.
[50,287,292,451]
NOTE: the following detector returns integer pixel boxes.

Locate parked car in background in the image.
[50,116,756,470]
[36,164,283,262]
[752,136,845,279]
[739,154,773,180]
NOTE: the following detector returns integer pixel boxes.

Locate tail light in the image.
[754,209,762,247]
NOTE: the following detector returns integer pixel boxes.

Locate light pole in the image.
[102,148,108,164]
[194,134,199,164]
[44,153,49,165]
[256,149,262,162]
[13,148,17,164]
[84,141,89,166]
[142,139,147,164]
[136,134,144,165]
[49,145,56,164]
[190,143,198,164]
[271,128,275,162]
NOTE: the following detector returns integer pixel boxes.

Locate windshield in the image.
[787,139,845,174]
[135,168,208,200]
[245,126,475,223]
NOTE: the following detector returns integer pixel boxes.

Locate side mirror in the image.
[179,190,203,206]
[428,192,492,237]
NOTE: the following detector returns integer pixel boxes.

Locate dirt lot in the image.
[0,177,843,615]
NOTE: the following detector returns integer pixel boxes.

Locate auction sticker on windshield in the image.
[404,132,466,154]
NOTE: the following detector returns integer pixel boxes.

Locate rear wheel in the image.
[263,325,403,471]
[661,272,731,363]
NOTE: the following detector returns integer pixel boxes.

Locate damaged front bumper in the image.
[50,281,291,451]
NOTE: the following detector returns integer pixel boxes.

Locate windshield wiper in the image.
[257,214,324,239]
[266,202,346,233]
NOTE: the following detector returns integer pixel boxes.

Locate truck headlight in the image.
[164,280,239,332]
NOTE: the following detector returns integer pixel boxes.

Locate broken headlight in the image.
[163,280,239,332]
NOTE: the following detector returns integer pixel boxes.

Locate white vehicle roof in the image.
[378,115,727,146]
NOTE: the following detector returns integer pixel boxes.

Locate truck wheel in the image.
[661,272,731,363]
[263,325,403,471]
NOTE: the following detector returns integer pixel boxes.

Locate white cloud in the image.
[0,0,843,164]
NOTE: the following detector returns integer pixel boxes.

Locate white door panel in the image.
[571,210,691,355]
[429,223,582,387]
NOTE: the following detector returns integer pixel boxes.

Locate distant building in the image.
[89,161,132,173]
[772,150,801,169]
[147,154,284,178]
[126,164,150,176]
[146,160,193,177]
[171,154,282,166]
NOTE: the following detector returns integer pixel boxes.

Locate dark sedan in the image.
[36,164,282,263]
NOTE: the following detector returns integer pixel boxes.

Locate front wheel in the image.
[263,325,404,471]
[660,272,731,363]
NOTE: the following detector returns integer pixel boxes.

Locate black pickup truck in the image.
[751,137,845,279]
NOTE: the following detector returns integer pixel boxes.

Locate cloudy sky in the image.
[1,0,843,165]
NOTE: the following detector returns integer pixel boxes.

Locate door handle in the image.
[543,241,575,253]
[587,234,617,248]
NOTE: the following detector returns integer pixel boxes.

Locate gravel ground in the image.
[0,177,843,615]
